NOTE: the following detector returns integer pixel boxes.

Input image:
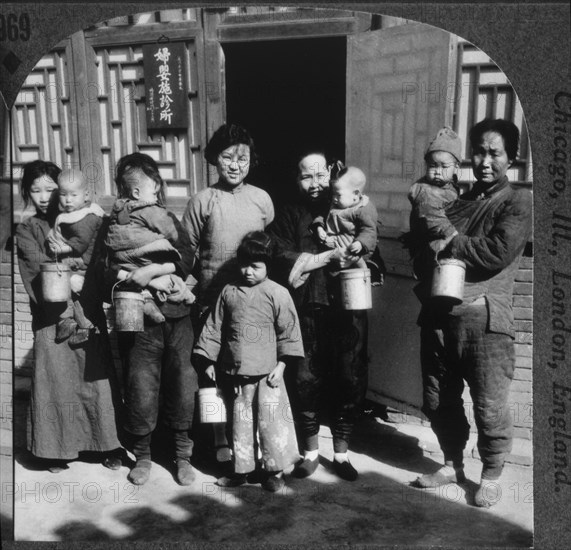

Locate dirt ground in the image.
[7,384,533,546]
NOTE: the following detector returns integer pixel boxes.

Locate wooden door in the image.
[346,23,457,411]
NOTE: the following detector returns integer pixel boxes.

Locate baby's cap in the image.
[425,126,463,163]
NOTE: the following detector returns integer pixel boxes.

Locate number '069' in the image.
[0,13,31,41]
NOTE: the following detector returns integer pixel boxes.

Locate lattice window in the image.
[454,39,532,188]
[8,28,204,210]
[7,45,78,198]
[93,41,202,199]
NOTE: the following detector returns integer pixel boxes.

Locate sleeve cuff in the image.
[288,252,312,289]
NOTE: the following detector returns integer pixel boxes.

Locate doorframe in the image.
[202,8,372,165]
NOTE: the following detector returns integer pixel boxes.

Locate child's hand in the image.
[323,236,337,249]
[429,238,451,255]
[47,233,72,255]
[335,235,360,269]
[349,240,363,255]
[336,234,353,249]
[47,240,60,255]
[316,226,328,242]
[205,365,216,382]
[125,265,160,288]
[163,275,196,304]
[70,274,85,294]
[267,361,285,388]
[147,274,174,293]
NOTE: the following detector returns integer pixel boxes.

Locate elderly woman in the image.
[267,151,381,482]
[15,160,122,472]
[411,119,532,507]
[183,123,275,467]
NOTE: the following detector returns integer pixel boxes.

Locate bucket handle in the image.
[110,279,127,307]
[434,250,448,268]
[434,251,462,268]
[53,251,65,275]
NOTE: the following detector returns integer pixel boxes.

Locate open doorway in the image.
[223,36,346,206]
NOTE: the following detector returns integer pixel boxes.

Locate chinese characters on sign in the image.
[142,42,188,130]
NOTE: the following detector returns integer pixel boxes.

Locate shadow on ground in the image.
[47,466,532,547]
[12,385,532,546]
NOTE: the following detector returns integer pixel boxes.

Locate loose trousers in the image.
[420,304,515,478]
[233,375,299,474]
[294,305,368,453]
[118,315,197,453]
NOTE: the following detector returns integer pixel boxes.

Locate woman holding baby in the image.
[15,160,123,472]
[267,151,382,482]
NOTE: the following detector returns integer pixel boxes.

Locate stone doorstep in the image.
[393,422,532,467]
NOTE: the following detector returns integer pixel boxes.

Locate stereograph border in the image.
[0,0,570,548]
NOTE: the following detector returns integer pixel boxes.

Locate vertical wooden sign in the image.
[142,42,188,130]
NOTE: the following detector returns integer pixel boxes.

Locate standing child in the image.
[46,169,106,345]
[310,165,378,270]
[407,126,462,259]
[192,231,304,492]
[105,156,194,322]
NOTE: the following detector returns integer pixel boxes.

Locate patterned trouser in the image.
[232,375,299,474]
[420,304,515,479]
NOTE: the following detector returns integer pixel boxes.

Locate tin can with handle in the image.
[40,262,71,302]
[338,268,372,310]
[198,387,227,423]
[431,258,466,305]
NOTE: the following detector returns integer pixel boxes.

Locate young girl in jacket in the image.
[192,232,304,491]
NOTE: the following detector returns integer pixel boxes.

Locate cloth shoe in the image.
[128,459,152,485]
[262,473,285,493]
[215,444,232,463]
[102,448,125,471]
[175,457,196,486]
[55,318,77,343]
[292,456,319,478]
[474,479,502,508]
[216,473,248,487]
[213,444,233,476]
[246,467,264,484]
[412,466,466,488]
[333,459,358,481]
[69,327,90,347]
[143,297,165,323]
[46,459,69,473]
[102,456,122,470]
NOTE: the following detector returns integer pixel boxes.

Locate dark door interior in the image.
[223,37,346,206]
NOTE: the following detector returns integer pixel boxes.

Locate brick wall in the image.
[512,255,533,440]
[456,255,533,442]
[0,246,12,455]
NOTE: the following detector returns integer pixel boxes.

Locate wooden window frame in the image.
[453,41,532,191]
